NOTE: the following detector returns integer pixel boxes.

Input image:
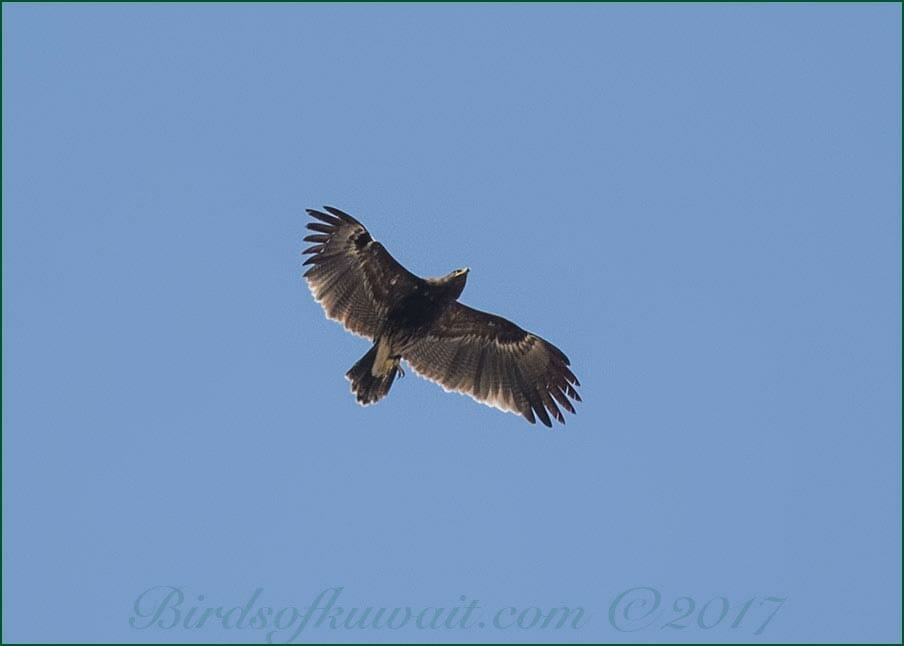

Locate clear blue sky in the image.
[3,3,900,643]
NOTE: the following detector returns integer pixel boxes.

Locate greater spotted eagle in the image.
[303,206,581,426]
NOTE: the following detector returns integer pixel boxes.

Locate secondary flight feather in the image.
[302,206,581,426]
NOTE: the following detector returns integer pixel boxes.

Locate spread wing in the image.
[303,207,421,339]
[401,302,581,426]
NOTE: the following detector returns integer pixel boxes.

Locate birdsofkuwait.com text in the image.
[129,585,588,642]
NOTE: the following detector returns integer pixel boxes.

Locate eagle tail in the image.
[346,345,399,405]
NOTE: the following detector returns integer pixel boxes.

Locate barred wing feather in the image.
[303,207,420,340]
[402,302,581,426]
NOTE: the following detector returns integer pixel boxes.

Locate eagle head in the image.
[432,267,469,300]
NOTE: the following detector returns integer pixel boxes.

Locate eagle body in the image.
[371,273,466,371]
[303,206,581,427]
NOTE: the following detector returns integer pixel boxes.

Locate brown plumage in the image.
[303,206,580,426]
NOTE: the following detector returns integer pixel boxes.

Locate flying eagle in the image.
[302,206,581,426]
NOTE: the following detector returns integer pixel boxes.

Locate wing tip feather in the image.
[405,361,578,428]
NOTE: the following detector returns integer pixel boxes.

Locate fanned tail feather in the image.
[346,346,399,405]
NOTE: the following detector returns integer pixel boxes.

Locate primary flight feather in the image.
[302,206,581,426]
